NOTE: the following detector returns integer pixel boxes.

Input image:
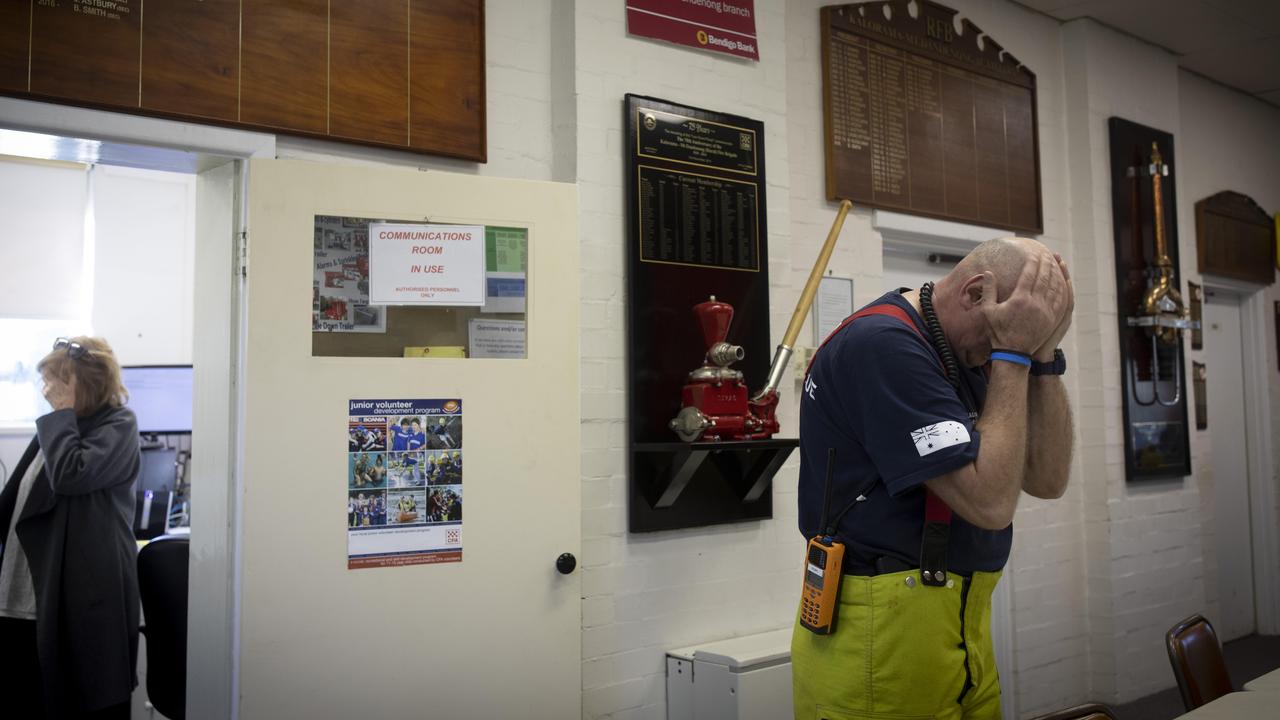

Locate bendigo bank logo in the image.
[443,400,460,413]
[694,29,755,55]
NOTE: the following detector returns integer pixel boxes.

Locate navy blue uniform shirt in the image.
[798,290,1012,576]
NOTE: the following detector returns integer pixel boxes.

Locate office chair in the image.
[1028,702,1118,720]
[138,537,189,720]
[1165,614,1233,710]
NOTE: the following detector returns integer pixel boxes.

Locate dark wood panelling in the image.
[141,0,239,121]
[410,0,485,161]
[0,0,30,92]
[939,71,977,219]
[821,1,1042,234]
[973,80,1009,228]
[240,0,328,133]
[331,0,409,145]
[31,0,140,106]
[1195,191,1275,286]
[1,0,486,163]
[1005,85,1039,231]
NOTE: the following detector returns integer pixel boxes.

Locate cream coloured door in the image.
[1205,290,1255,641]
[236,159,580,719]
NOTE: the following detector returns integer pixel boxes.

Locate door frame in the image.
[1202,277,1279,635]
[0,95,276,720]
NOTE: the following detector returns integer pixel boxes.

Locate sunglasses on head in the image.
[53,337,89,360]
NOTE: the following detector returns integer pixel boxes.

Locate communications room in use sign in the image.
[369,223,485,306]
[625,0,759,61]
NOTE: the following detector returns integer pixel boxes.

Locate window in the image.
[312,215,529,359]
[0,319,89,428]
[0,157,93,428]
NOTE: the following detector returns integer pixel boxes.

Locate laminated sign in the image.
[369,223,485,306]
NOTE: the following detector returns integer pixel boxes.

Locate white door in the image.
[235,159,581,719]
[1205,290,1255,641]
[883,250,952,294]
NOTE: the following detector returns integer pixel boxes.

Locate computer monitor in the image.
[134,489,173,541]
[137,448,179,493]
[121,365,193,435]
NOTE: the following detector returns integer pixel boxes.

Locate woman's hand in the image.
[43,373,77,412]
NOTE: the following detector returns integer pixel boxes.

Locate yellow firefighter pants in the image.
[791,569,1002,720]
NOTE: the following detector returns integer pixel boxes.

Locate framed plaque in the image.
[1194,191,1275,286]
[1109,117,1191,481]
[624,94,780,532]
[821,1,1042,233]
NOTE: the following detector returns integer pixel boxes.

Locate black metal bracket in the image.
[629,438,798,532]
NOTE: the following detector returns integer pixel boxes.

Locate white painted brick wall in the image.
[574,1,798,717]
[1176,70,1280,638]
[1055,14,1280,707]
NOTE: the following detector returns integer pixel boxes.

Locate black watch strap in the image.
[1030,348,1066,376]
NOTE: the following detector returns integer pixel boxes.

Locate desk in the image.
[1177,692,1279,718]
[1242,667,1280,692]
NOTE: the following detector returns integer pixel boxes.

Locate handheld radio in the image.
[800,448,845,635]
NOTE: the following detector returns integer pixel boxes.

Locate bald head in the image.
[945,237,1040,303]
[927,236,1055,368]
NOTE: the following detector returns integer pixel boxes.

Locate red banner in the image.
[626,0,759,61]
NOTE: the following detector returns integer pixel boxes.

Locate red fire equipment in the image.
[669,200,854,442]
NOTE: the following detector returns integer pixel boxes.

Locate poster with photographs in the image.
[314,215,386,333]
[348,398,463,569]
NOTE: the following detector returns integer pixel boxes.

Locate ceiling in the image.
[1011,0,1280,107]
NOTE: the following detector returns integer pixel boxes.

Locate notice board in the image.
[0,0,485,162]
[821,1,1042,233]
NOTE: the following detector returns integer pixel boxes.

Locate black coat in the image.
[0,406,141,716]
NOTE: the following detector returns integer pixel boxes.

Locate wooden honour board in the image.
[0,0,485,162]
[821,1,1042,233]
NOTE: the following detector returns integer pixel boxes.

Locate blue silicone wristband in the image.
[990,350,1032,367]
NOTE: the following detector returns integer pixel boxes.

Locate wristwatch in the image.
[1030,348,1067,376]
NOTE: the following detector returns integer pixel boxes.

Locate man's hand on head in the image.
[1033,254,1074,362]
[979,249,1069,355]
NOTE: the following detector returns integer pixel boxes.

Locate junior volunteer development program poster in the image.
[347,398,464,569]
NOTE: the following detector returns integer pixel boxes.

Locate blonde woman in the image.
[0,337,141,719]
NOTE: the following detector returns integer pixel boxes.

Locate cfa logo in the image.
[446,530,460,544]
[696,30,709,45]
[804,375,818,400]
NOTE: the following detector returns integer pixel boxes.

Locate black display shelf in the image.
[629,438,798,533]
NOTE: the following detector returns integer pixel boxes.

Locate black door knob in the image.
[556,553,577,575]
